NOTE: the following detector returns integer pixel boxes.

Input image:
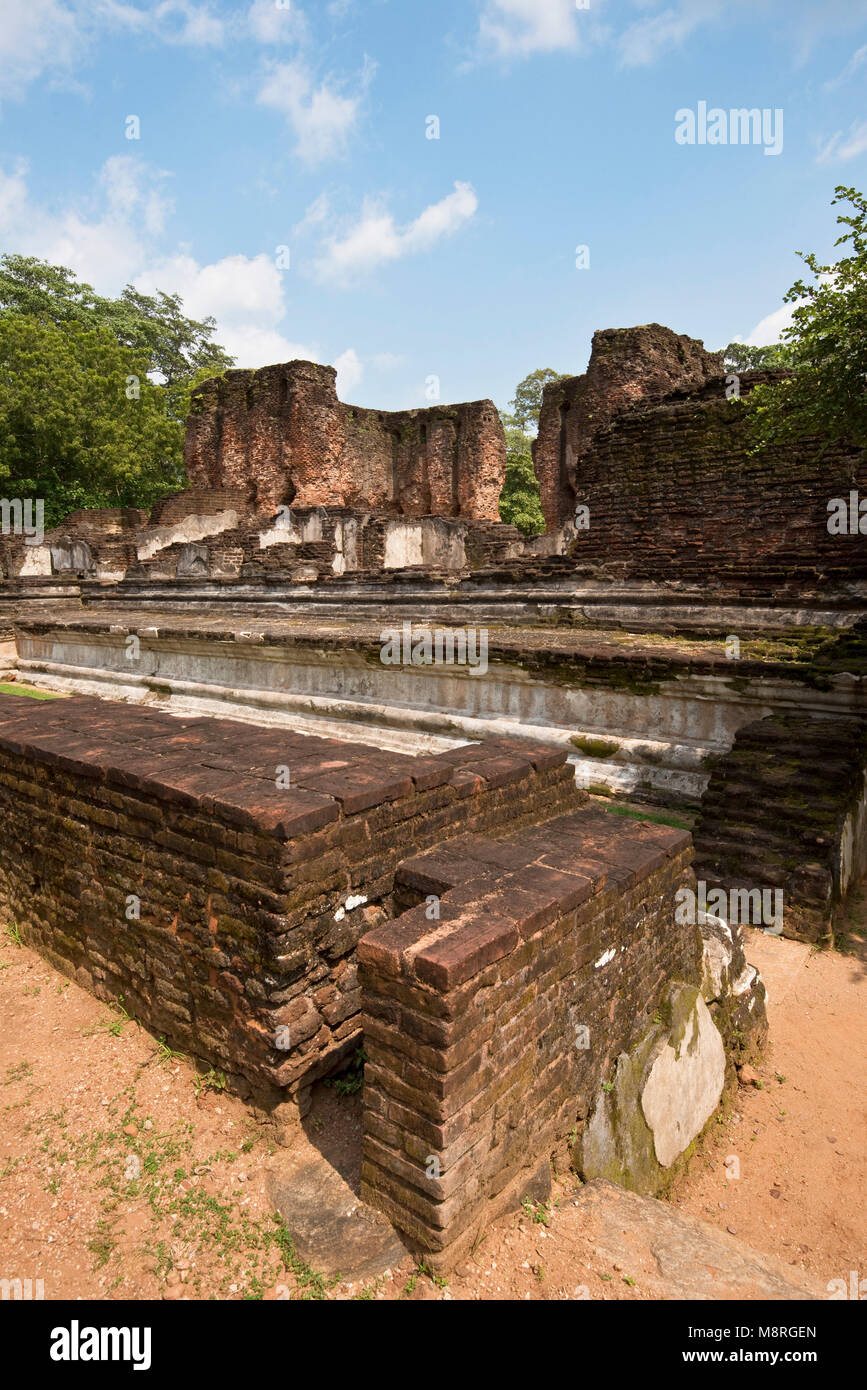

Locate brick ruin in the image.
[0,320,864,1265]
[2,322,864,595]
[0,691,766,1265]
[185,360,506,520]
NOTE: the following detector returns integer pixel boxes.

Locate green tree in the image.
[498,412,544,535]
[721,341,796,372]
[0,315,184,527]
[498,367,565,535]
[744,186,867,450]
[510,367,565,433]
[0,254,234,525]
[0,255,233,418]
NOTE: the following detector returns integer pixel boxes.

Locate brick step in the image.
[695,798,842,839]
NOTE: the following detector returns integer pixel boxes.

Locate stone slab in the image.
[265,1150,410,1282]
[570,1179,825,1300]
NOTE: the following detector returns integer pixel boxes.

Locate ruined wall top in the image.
[184,359,506,521]
[533,324,725,531]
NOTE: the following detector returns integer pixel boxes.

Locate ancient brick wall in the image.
[358,809,698,1265]
[534,324,724,532]
[184,361,505,521]
[560,376,867,592]
[0,695,576,1107]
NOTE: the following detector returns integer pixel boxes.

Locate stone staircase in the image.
[692,713,867,942]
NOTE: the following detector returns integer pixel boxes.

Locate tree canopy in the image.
[0,255,234,526]
[498,367,565,535]
[741,186,867,451]
[721,341,796,372]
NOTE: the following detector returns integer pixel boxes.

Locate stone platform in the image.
[9,605,867,806]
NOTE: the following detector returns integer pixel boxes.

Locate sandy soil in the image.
[0,908,863,1302]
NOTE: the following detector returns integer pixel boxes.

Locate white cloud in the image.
[100,155,173,237]
[372,352,404,370]
[0,155,322,370]
[257,57,373,165]
[247,0,307,44]
[98,0,225,46]
[824,42,867,89]
[478,0,581,58]
[618,1,718,68]
[134,251,319,366]
[294,192,331,234]
[742,302,798,347]
[313,182,479,285]
[0,154,173,289]
[156,1,224,46]
[473,0,867,70]
[334,347,363,395]
[816,119,867,164]
[0,0,82,101]
[0,0,225,106]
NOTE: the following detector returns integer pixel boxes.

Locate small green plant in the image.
[86,996,133,1038]
[328,1047,367,1097]
[269,1215,336,1300]
[0,682,60,700]
[623,1275,635,1287]
[521,1198,550,1226]
[193,1068,227,1098]
[3,1061,33,1086]
[88,1220,117,1269]
[400,1262,447,1295]
[602,1080,615,1093]
[155,1038,186,1065]
[4,923,23,947]
[604,804,691,831]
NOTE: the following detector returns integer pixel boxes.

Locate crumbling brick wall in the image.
[358,809,698,1266]
[184,361,505,521]
[533,323,724,532]
[533,326,867,590]
[558,375,867,591]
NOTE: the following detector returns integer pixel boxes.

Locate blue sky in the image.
[1,0,866,412]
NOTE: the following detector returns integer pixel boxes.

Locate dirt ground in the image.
[0,907,864,1302]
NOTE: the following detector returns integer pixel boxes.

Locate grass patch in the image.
[604,804,691,831]
[0,682,60,700]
